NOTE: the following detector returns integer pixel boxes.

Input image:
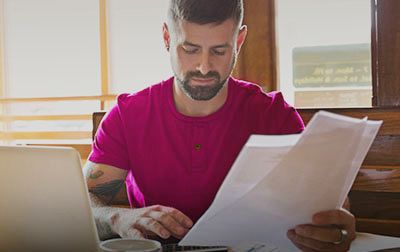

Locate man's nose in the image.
[196,53,212,76]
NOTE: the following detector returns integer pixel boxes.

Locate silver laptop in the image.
[0,145,100,252]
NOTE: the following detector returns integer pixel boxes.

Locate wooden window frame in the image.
[233,0,277,92]
[0,0,113,144]
[0,0,6,141]
[371,0,400,107]
[235,0,400,108]
[99,0,110,110]
[0,0,4,99]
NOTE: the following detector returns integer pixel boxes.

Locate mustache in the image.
[186,71,220,79]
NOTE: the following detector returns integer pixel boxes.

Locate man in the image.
[84,0,356,251]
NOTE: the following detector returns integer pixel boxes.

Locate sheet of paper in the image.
[349,233,400,252]
[204,134,300,220]
[180,111,382,252]
[227,233,400,252]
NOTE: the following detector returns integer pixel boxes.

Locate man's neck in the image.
[173,80,228,117]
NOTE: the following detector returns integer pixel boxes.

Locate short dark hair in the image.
[168,0,243,26]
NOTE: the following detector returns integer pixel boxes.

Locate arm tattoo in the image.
[88,167,104,179]
[89,179,125,205]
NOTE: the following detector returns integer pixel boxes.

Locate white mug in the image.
[100,238,162,252]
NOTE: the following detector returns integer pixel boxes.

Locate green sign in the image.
[293,44,371,87]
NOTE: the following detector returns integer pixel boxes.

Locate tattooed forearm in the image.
[89,179,125,205]
[83,161,129,240]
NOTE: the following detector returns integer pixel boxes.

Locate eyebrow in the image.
[183,41,230,49]
[182,41,200,48]
[213,44,230,49]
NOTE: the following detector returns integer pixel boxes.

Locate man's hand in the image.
[287,209,356,252]
[110,205,193,240]
[83,161,193,240]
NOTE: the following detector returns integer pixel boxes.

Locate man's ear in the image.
[236,25,248,53]
[163,23,171,51]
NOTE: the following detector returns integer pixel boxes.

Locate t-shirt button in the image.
[194,144,201,150]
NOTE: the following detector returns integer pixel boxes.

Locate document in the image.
[350,233,400,252]
[180,111,382,252]
[201,233,400,252]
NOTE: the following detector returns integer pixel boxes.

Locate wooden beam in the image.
[362,165,400,170]
[0,131,92,140]
[233,0,276,91]
[298,107,400,135]
[0,0,9,142]
[0,114,92,121]
[353,168,400,193]
[371,0,378,106]
[99,0,110,110]
[0,0,5,99]
[355,218,400,237]
[28,143,92,160]
[0,94,116,103]
[373,0,400,106]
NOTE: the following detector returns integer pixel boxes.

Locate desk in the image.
[166,232,400,252]
[348,233,400,252]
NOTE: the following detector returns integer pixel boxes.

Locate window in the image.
[0,0,171,145]
[276,0,372,108]
[0,0,102,144]
[1,0,400,149]
[108,0,171,94]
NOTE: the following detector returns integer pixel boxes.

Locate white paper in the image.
[180,111,382,252]
[227,233,400,252]
[349,233,400,252]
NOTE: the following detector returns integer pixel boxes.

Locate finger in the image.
[287,230,319,252]
[287,228,339,252]
[135,217,171,239]
[148,210,188,238]
[312,209,354,229]
[120,228,145,239]
[295,225,342,243]
[155,205,193,228]
[313,209,356,242]
[294,243,319,252]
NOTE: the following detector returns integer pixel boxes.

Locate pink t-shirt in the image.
[89,77,304,222]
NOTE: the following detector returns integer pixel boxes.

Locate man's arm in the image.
[83,161,129,240]
[83,161,193,240]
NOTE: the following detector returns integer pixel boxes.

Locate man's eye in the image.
[183,47,198,54]
[212,49,226,56]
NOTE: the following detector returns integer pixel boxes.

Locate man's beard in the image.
[175,71,228,101]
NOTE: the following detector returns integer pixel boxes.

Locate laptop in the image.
[0,145,229,252]
[0,145,100,252]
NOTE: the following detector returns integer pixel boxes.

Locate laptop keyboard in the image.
[162,244,228,252]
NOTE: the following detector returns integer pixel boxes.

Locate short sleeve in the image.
[279,106,305,134]
[262,91,305,134]
[88,98,130,170]
[253,92,304,135]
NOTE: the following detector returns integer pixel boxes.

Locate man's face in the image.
[165,19,245,101]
